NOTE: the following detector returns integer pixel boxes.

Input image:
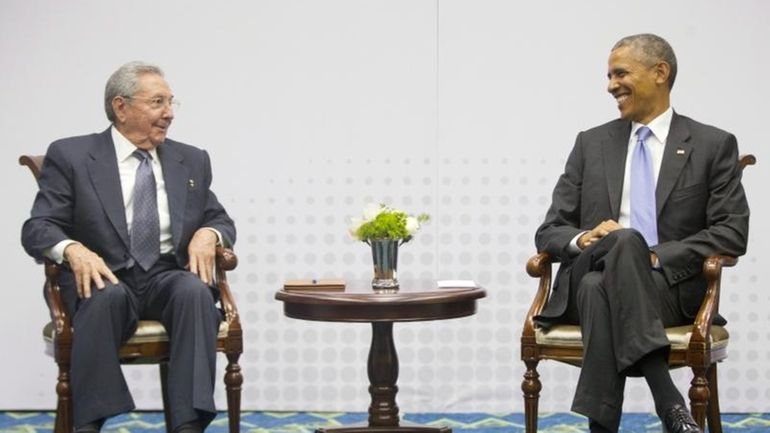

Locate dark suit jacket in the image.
[22,128,236,271]
[535,112,749,322]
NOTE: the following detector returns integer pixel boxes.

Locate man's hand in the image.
[64,243,119,299]
[188,228,218,284]
[577,219,624,250]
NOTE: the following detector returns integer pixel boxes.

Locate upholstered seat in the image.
[533,325,730,364]
[43,320,231,345]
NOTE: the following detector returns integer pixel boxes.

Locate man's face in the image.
[112,73,174,150]
[606,45,669,125]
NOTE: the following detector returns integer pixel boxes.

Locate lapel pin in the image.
[188,179,195,188]
[676,149,686,155]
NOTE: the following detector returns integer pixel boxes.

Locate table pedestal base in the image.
[317,323,451,433]
[317,423,451,433]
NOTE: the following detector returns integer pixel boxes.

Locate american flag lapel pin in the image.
[676,149,685,155]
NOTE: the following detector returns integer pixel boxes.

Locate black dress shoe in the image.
[174,420,203,433]
[74,418,105,433]
[588,419,614,433]
[662,404,701,433]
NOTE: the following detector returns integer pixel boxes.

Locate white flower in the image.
[349,203,429,243]
[405,216,420,235]
[348,217,364,240]
[363,203,384,221]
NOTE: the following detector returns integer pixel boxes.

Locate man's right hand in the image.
[63,243,119,298]
[577,219,624,250]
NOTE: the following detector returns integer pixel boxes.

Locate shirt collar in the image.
[111,126,159,162]
[631,106,673,144]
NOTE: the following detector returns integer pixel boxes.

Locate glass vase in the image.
[369,239,400,291]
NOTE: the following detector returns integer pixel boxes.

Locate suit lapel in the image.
[158,143,188,251]
[602,121,631,220]
[86,129,130,248]
[656,112,692,215]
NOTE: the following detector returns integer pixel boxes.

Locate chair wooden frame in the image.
[520,155,755,433]
[20,155,244,433]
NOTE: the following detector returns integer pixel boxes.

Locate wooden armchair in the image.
[520,154,755,433]
[20,155,244,433]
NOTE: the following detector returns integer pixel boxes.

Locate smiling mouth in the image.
[615,94,629,107]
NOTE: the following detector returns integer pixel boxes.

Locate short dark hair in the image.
[613,33,677,90]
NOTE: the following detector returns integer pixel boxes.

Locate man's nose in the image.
[162,104,174,119]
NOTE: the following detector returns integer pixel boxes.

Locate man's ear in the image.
[654,61,671,86]
[112,96,128,123]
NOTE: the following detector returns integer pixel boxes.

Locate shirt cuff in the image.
[46,239,79,264]
[203,227,224,246]
[568,231,588,255]
[651,254,661,269]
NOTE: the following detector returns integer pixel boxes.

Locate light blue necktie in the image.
[630,126,658,246]
[130,149,160,271]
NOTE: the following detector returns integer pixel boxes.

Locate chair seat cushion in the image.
[43,319,230,345]
[535,324,729,351]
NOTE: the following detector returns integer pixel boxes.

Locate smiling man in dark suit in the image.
[22,62,236,433]
[535,34,749,433]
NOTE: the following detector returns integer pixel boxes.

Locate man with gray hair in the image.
[535,34,749,433]
[22,61,236,433]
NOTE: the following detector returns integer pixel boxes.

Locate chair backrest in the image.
[19,155,45,180]
[739,154,756,171]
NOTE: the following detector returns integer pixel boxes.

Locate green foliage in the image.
[357,211,409,240]
[350,204,430,242]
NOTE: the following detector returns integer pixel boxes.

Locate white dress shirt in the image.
[112,126,175,254]
[47,127,175,263]
[618,106,672,227]
[569,106,673,254]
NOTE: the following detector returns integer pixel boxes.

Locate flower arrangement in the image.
[349,203,430,243]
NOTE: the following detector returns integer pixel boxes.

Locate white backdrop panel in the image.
[1,0,768,414]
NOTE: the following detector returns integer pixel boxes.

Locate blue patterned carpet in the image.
[1,412,769,433]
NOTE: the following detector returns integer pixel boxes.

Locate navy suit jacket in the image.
[22,128,236,271]
[535,112,749,322]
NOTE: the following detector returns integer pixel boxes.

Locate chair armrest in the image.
[215,247,240,324]
[43,261,69,333]
[44,248,240,325]
[43,260,73,363]
[689,255,737,348]
[522,253,553,338]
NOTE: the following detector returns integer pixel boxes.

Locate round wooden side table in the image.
[275,285,486,433]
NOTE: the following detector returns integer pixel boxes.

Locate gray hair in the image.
[613,33,678,90]
[104,61,164,122]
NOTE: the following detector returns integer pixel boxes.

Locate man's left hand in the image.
[188,228,218,284]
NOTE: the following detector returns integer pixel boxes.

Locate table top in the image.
[275,285,486,323]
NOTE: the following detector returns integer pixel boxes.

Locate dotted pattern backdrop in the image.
[122,155,768,413]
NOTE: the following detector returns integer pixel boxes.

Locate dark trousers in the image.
[560,229,690,432]
[54,255,221,431]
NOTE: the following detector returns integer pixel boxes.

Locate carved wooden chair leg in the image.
[225,352,243,433]
[522,359,542,433]
[55,361,73,433]
[706,363,723,433]
[688,365,710,431]
[160,363,173,433]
